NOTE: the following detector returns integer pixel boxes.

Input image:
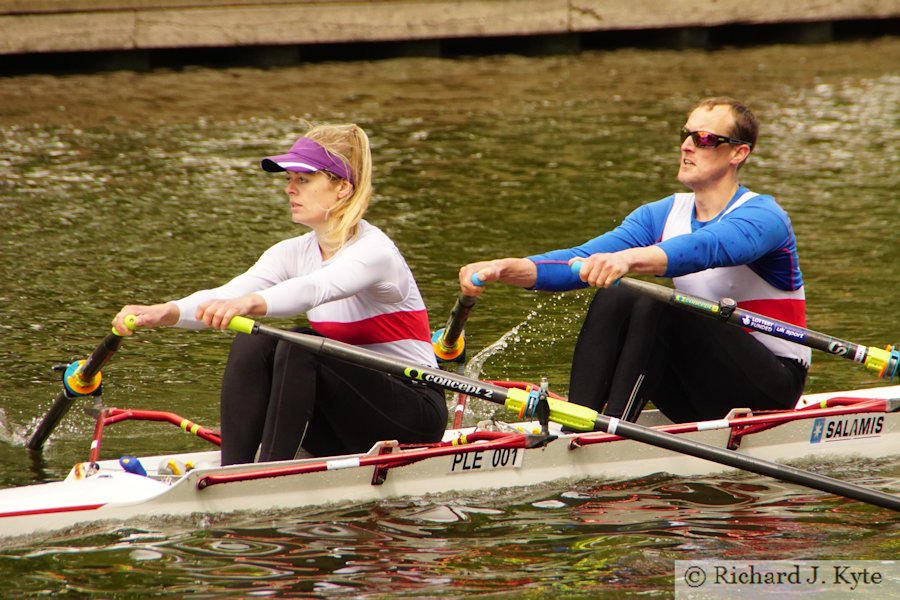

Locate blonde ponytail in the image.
[303,124,373,253]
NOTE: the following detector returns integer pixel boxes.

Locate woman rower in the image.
[112,123,447,465]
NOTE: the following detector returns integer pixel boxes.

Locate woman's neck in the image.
[316,222,360,261]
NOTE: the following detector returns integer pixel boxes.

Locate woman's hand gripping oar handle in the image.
[432,294,477,364]
[569,260,899,380]
[27,315,137,451]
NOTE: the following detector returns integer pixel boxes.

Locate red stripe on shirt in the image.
[310,309,432,345]
[738,298,807,328]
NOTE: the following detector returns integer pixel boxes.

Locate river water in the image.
[0,38,898,597]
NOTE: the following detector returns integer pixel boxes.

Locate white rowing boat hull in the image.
[1,385,898,538]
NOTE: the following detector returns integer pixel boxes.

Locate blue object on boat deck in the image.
[119,455,147,476]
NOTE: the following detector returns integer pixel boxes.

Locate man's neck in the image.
[693,180,741,222]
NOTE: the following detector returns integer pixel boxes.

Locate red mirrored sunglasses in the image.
[680,127,753,149]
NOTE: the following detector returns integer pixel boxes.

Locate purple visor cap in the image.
[261,137,354,183]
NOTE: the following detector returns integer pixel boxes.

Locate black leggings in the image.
[568,285,807,423]
[218,330,448,465]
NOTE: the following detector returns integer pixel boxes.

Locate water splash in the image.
[0,409,13,445]
[463,313,536,381]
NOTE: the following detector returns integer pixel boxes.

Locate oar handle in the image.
[570,260,899,380]
[110,314,138,337]
[569,259,619,286]
[228,315,256,335]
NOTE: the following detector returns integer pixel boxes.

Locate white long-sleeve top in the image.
[172,220,437,367]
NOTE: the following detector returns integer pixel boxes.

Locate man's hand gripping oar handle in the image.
[26,315,137,451]
[569,260,899,380]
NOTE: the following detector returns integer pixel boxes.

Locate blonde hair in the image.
[304,123,373,253]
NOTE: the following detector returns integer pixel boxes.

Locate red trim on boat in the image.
[197,433,529,490]
[0,503,104,519]
[569,399,889,448]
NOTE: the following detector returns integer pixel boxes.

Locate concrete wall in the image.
[1,0,897,56]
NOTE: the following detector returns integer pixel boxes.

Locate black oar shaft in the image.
[595,415,900,512]
[440,294,476,349]
[235,320,598,430]
[617,278,898,378]
[619,278,852,353]
[255,323,515,405]
[433,293,477,364]
[230,317,899,511]
[27,332,124,451]
[79,332,125,379]
[26,391,73,451]
[435,294,478,428]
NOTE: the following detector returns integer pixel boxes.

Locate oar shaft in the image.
[435,294,478,427]
[227,316,899,511]
[256,322,509,399]
[440,294,476,350]
[616,277,898,379]
[26,390,74,451]
[77,332,125,382]
[27,331,124,451]
[595,414,900,511]
[229,317,599,431]
[433,294,477,363]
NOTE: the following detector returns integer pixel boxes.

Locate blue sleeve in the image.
[527,196,674,291]
[658,196,793,278]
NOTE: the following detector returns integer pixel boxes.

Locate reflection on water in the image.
[0,37,898,596]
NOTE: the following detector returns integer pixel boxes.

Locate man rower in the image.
[458,97,809,423]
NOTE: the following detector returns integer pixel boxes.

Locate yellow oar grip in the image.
[227,315,256,335]
[111,314,138,336]
[864,345,897,378]
[504,387,598,431]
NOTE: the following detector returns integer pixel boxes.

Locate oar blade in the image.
[26,391,74,450]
